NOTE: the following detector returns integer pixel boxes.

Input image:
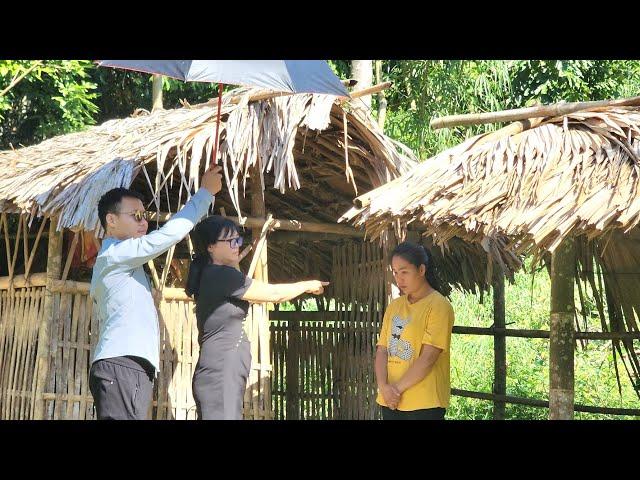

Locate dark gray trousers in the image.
[380,406,446,420]
[89,358,154,420]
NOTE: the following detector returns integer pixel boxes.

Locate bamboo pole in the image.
[159,245,176,291]
[247,214,274,280]
[148,212,365,237]
[78,293,90,419]
[2,214,12,278]
[147,259,161,290]
[266,312,640,339]
[349,81,392,100]
[9,217,23,282]
[87,291,97,419]
[430,95,640,129]
[223,79,383,107]
[549,237,575,420]
[60,232,79,283]
[22,217,28,279]
[51,279,90,295]
[33,218,62,419]
[0,273,47,290]
[249,161,271,420]
[65,292,81,418]
[0,61,42,97]
[268,230,354,243]
[22,288,41,418]
[24,219,47,280]
[492,271,506,420]
[452,388,640,417]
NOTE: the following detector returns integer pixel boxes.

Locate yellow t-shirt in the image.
[376,291,454,411]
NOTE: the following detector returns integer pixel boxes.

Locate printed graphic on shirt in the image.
[388,315,413,361]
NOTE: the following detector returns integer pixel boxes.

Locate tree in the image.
[88,67,216,123]
[350,60,373,110]
[378,60,640,160]
[375,60,388,130]
[0,60,98,149]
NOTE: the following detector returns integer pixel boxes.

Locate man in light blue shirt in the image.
[88,166,222,420]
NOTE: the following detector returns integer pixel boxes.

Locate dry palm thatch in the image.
[0,86,417,235]
[343,106,640,394]
[344,108,640,253]
[0,86,420,288]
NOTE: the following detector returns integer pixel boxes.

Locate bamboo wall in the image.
[38,289,271,420]
[0,213,273,419]
[270,241,392,420]
[0,285,273,420]
[0,286,45,419]
[0,212,391,420]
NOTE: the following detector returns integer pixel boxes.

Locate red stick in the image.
[210,82,224,170]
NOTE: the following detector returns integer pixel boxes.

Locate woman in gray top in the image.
[186,215,328,420]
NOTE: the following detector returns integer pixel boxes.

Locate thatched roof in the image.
[343,108,640,256]
[343,106,640,390]
[0,86,416,233]
[0,86,419,287]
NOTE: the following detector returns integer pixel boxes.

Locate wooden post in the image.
[492,271,506,420]
[33,218,63,419]
[152,74,163,111]
[549,238,575,420]
[375,60,387,130]
[286,317,300,420]
[249,164,272,419]
[350,60,373,110]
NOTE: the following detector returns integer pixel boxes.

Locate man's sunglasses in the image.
[221,237,244,249]
[118,210,151,222]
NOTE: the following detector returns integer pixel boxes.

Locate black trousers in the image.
[89,358,154,420]
[380,406,446,420]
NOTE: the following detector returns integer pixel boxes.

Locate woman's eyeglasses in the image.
[221,237,244,249]
[119,210,150,222]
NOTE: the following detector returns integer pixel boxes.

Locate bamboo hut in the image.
[0,85,425,420]
[342,105,640,418]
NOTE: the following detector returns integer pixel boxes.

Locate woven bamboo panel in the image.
[269,240,390,420]
[0,287,46,419]
[154,299,271,420]
[2,242,387,421]
[153,298,199,419]
[36,289,272,420]
[42,291,95,419]
[242,303,273,420]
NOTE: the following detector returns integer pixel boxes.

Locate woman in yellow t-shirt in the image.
[375,242,454,420]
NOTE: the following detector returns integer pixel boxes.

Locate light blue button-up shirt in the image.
[90,188,214,373]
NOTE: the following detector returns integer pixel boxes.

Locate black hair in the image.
[185,215,240,299]
[97,187,145,230]
[391,241,443,294]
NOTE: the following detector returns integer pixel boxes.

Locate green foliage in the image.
[378,60,512,158]
[0,60,98,148]
[327,60,350,79]
[448,264,639,420]
[0,61,230,149]
[509,60,640,106]
[375,60,640,160]
[88,68,218,124]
